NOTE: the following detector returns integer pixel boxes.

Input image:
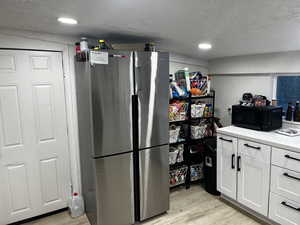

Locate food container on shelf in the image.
[169,166,188,187]
[176,145,184,163]
[191,103,206,118]
[189,72,208,97]
[191,125,207,139]
[169,125,180,143]
[169,144,184,165]
[190,163,204,181]
[169,101,188,121]
[169,149,178,165]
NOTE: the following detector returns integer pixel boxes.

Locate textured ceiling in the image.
[1,0,300,59]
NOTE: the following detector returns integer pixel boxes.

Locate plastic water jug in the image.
[69,192,84,218]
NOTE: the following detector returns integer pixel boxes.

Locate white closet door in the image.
[0,50,70,224]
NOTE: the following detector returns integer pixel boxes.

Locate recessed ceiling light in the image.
[198,43,212,50]
[184,67,189,71]
[57,17,78,25]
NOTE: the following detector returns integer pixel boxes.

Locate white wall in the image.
[170,53,208,74]
[209,51,300,75]
[208,51,300,126]
[211,74,273,126]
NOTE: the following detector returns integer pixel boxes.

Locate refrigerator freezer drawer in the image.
[139,145,170,221]
[94,153,134,225]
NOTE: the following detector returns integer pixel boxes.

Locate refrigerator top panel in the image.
[135,52,169,149]
[91,51,134,157]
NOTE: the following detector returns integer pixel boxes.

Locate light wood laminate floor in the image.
[23,185,262,225]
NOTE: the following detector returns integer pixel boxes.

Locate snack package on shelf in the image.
[170,81,188,98]
[177,145,184,163]
[169,166,188,187]
[169,149,178,165]
[191,102,206,118]
[170,70,190,99]
[169,124,187,143]
[169,101,188,121]
[169,144,184,165]
[200,104,213,118]
[190,164,204,181]
[189,72,209,97]
[169,125,181,143]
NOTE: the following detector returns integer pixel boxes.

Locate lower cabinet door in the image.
[269,193,300,225]
[237,139,271,216]
[217,135,238,200]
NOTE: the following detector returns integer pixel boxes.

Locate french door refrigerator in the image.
[75,51,169,225]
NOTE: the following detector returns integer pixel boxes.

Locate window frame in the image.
[272,74,300,114]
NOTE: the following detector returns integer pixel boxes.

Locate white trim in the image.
[272,74,277,100]
[0,29,82,194]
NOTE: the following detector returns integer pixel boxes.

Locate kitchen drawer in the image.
[238,139,271,163]
[271,165,300,203]
[269,193,300,225]
[272,148,300,172]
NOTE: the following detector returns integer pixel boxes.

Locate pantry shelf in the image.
[169,120,188,124]
[169,96,189,102]
[170,161,186,170]
[190,95,214,100]
[190,116,214,120]
[169,89,216,189]
[169,140,186,145]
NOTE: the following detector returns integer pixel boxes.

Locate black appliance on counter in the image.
[232,105,283,131]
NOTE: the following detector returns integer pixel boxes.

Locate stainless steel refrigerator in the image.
[75,51,169,225]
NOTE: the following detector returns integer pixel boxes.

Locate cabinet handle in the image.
[244,143,261,150]
[281,201,300,211]
[237,156,241,172]
[231,154,235,169]
[285,154,300,162]
[283,172,300,181]
[220,137,233,143]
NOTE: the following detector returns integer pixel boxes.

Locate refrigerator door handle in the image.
[132,94,139,149]
[132,94,141,221]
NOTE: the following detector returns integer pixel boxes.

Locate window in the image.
[276,76,300,112]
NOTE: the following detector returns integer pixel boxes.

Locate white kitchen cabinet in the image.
[217,135,238,200]
[217,135,271,215]
[269,192,300,225]
[272,147,300,173]
[271,165,300,204]
[217,126,300,224]
[237,140,271,216]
